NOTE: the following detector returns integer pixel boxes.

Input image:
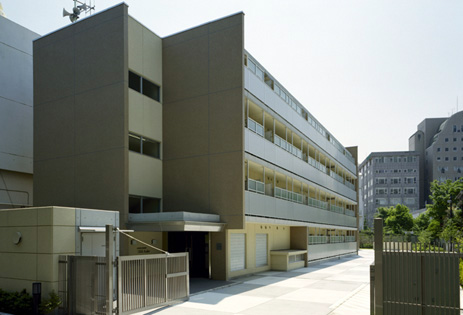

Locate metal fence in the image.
[59,255,108,315]
[371,218,462,315]
[118,253,189,315]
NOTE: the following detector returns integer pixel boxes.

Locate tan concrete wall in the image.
[0,207,76,295]
[128,152,162,198]
[228,222,290,279]
[162,13,245,228]
[33,5,129,225]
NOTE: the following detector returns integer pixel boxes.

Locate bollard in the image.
[32,282,41,315]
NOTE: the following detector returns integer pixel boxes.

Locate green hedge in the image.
[0,289,61,315]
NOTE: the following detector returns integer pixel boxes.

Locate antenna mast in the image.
[63,0,95,23]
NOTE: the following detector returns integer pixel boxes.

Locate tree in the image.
[427,179,463,224]
[384,204,414,234]
[426,179,463,240]
[413,212,430,233]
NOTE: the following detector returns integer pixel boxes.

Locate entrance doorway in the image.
[168,232,210,278]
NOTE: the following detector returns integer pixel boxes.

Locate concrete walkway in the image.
[135,250,374,315]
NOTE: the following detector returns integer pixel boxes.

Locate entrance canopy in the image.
[128,211,226,232]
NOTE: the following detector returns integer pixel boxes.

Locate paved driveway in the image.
[135,249,374,315]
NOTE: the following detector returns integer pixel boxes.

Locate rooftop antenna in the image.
[63,0,95,23]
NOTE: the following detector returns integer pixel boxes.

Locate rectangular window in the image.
[390,188,401,195]
[142,79,160,102]
[248,60,256,73]
[375,188,388,195]
[129,71,141,92]
[376,177,387,184]
[404,188,415,194]
[129,133,161,159]
[391,178,401,184]
[129,71,161,102]
[129,195,161,213]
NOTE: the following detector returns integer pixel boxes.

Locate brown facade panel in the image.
[34,158,75,207]
[209,151,244,229]
[163,156,210,213]
[34,96,75,161]
[33,4,129,214]
[74,83,126,154]
[209,88,244,154]
[162,13,244,228]
[74,148,127,211]
[162,95,209,159]
[162,36,209,103]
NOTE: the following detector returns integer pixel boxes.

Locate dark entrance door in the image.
[168,232,210,278]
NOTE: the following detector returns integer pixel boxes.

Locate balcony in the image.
[247,117,264,137]
[275,187,303,204]
[308,235,328,245]
[247,178,265,194]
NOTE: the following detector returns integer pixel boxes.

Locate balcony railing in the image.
[274,134,303,159]
[330,236,345,243]
[248,178,265,194]
[345,209,355,217]
[275,187,303,204]
[308,156,327,173]
[345,236,356,242]
[345,181,355,191]
[329,170,344,183]
[248,117,264,137]
[308,235,328,245]
[308,197,328,210]
[329,204,344,214]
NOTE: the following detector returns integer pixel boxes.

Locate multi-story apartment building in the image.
[409,111,463,205]
[359,152,420,228]
[0,15,37,210]
[33,4,358,280]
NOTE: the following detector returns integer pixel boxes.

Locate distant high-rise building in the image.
[359,151,420,228]
[409,111,463,205]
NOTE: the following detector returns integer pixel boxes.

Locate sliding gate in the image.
[118,253,189,314]
[59,252,189,314]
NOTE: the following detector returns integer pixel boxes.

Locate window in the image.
[248,60,256,73]
[129,133,161,159]
[454,157,457,161]
[445,148,449,152]
[129,71,141,91]
[375,188,388,195]
[256,67,264,80]
[454,147,458,151]
[437,147,441,152]
[390,188,401,195]
[390,198,401,205]
[129,71,161,102]
[445,157,449,161]
[404,188,415,194]
[405,177,416,184]
[129,195,161,213]
[445,138,449,142]
[454,138,457,142]
[375,198,387,205]
[437,157,441,161]
[391,178,401,184]
[404,198,415,205]
[376,178,387,184]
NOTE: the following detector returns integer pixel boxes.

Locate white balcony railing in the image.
[248,117,264,137]
[248,178,265,194]
[308,156,327,173]
[308,235,328,245]
[308,197,328,210]
[345,236,356,242]
[274,187,303,204]
[345,209,355,217]
[329,204,344,214]
[330,236,345,243]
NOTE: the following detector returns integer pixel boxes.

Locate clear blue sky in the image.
[3,0,463,162]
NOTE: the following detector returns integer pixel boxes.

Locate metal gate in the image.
[118,253,189,315]
[59,253,189,315]
[371,218,463,315]
[58,255,108,315]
